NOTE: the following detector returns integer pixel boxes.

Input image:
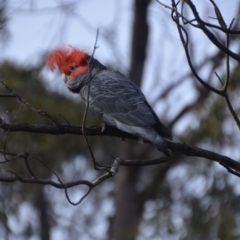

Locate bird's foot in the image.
[101,123,106,133]
[101,123,107,133]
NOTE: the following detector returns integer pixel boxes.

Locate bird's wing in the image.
[81,70,172,139]
[81,70,159,127]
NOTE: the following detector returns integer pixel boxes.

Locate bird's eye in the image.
[69,66,75,72]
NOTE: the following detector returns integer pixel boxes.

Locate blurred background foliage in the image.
[1,1,240,240]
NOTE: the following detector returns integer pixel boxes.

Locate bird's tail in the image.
[153,141,172,157]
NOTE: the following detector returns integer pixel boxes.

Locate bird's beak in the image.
[62,74,68,83]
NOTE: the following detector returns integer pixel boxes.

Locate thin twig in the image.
[222,15,240,128]
[214,72,224,86]
[156,0,240,34]
[224,94,240,129]
[0,81,61,125]
[171,2,224,95]
[81,29,102,170]
[183,0,240,61]
[209,0,227,29]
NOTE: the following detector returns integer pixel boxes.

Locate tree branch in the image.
[1,118,240,177]
[82,29,101,171]
[183,0,240,61]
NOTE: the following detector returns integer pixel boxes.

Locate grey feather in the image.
[66,59,172,156]
[81,71,156,126]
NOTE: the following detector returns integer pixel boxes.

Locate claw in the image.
[101,123,106,133]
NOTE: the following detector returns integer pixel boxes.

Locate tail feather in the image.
[153,141,172,157]
[144,101,172,140]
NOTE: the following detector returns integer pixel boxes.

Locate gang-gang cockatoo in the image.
[47,47,172,156]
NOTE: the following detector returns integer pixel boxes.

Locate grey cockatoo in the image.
[47,47,172,156]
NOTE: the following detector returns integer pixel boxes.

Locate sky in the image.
[2,0,239,69]
[2,0,132,66]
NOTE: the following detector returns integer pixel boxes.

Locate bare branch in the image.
[81,29,108,171]
[1,119,240,176]
[183,0,240,61]
[156,0,240,34]
[224,94,240,129]
[0,81,61,125]
[170,2,225,95]
[164,0,240,129]
[209,0,227,29]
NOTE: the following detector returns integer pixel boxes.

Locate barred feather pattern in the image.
[48,49,172,156]
[67,59,172,156]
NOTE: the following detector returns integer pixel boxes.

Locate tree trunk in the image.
[35,186,50,240]
[109,0,151,239]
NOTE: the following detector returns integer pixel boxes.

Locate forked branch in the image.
[159,0,240,128]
